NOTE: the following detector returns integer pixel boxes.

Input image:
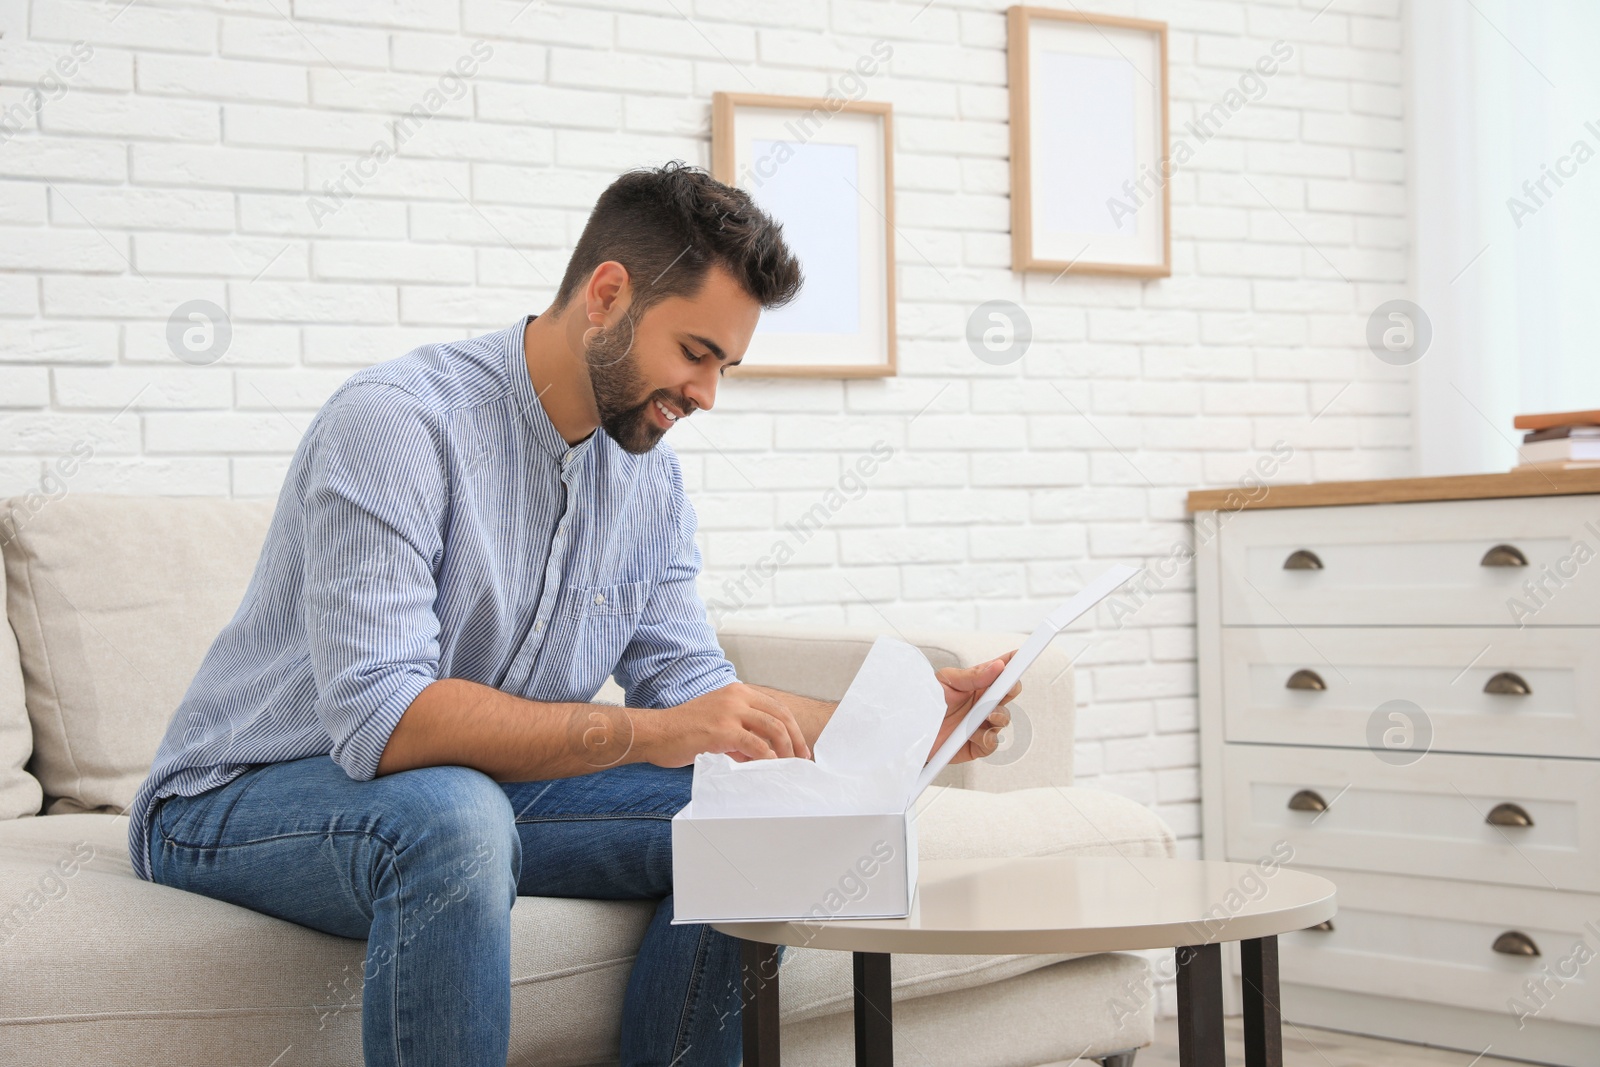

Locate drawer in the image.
[1222,626,1600,758]
[1218,495,1600,626]
[1223,744,1600,892]
[1231,866,1600,1028]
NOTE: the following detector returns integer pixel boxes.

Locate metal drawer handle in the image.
[1493,931,1540,957]
[1288,789,1327,813]
[1310,920,1334,932]
[1285,669,1327,691]
[1484,671,1532,696]
[1284,549,1324,570]
[1486,802,1534,828]
[1481,544,1529,567]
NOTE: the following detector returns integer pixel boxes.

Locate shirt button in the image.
[564,449,576,463]
[593,593,605,605]
[534,619,545,632]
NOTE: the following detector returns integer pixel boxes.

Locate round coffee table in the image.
[713,856,1337,1067]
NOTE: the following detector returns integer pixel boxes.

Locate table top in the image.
[1185,467,1600,512]
[711,857,1336,955]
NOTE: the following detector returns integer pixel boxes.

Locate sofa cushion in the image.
[0,609,40,819]
[0,783,1171,1065]
[0,813,655,1066]
[719,628,962,703]
[1,495,275,815]
[912,782,1175,863]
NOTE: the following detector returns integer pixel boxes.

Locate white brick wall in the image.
[0,0,1411,947]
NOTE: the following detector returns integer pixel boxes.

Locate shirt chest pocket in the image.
[520,580,652,703]
[561,579,650,620]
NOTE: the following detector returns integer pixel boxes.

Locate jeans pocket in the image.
[151,790,206,853]
[151,768,257,851]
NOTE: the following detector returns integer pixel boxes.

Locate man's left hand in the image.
[928,651,1021,766]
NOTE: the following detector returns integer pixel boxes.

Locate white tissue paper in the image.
[688,636,946,819]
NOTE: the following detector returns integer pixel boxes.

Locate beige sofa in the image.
[0,493,1174,1067]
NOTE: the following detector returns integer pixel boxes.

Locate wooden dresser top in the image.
[1186,468,1600,512]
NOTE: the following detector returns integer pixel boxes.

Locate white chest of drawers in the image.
[1191,471,1600,1067]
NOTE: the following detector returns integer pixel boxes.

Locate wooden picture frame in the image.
[1008,6,1171,277]
[712,91,897,378]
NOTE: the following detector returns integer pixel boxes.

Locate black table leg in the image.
[1241,937,1283,1067]
[853,951,894,1067]
[741,939,782,1067]
[1175,943,1225,1067]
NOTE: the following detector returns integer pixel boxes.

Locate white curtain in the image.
[1409,0,1600,475]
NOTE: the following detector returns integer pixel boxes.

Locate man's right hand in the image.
[638,683,811,767]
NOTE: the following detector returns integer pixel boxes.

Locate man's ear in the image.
[584,260,633,325]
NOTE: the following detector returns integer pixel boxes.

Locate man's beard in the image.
[586,318,669,455]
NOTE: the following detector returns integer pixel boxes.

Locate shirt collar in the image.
[508,314,595,470]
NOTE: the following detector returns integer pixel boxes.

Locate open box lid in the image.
[907,563,1139,803]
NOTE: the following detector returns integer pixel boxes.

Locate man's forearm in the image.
[376,667,1001,782]
[377,676,819,780]
[376,677,640,781]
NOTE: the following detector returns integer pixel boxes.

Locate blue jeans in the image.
[146,755,745,1067]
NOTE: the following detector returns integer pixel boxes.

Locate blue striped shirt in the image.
[128,315,736,881]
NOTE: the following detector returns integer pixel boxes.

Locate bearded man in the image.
[128,162,1019,1067]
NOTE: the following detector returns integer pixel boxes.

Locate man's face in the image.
[583,265,761,454]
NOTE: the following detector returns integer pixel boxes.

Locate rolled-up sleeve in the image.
[614,452,737,709]
[302,382,447,780]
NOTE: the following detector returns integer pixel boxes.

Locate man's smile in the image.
[649,395,691,430]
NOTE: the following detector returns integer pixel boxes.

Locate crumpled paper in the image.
[689,636,946,818]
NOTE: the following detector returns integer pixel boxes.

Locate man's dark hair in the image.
[551,160,803,318]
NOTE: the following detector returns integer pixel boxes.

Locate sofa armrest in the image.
[715,621,1076,792]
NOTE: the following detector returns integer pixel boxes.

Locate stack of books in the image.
[1513,409,1600,471]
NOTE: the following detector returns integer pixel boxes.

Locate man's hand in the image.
[929,652,1022,766]
[637,682,811,768]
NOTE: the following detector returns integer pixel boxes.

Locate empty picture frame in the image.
[1008,6,1170,277]
[712,91,896,377]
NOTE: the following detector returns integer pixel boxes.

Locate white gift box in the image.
[670,566,1136,924]
[671,807,919,923]
[671,632,936,924]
